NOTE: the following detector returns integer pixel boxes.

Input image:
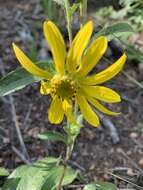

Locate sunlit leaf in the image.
[0,168,9,177]
[8,166,29,179]
[41,166,78,190]
[62,167,79,186]
[41,167,62,190]
[83,183,96,190]
[96,23,134,38]
[2,178,20,190]
[17,166,50,190]
[2,157,78,190]
[2,166,29,190]
[38,131,68,144]
[2,157,59,190]
[83,181,117,190]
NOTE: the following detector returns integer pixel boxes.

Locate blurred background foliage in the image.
[93,0,143,62]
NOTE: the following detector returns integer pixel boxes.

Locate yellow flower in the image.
[12,21,127,127]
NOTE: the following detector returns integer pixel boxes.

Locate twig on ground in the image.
[0,97,10,104]
[122,71,143,89]
[23,103,33,129]
[9,96,30,160]
[68,160,86,172]
[107,171,143,190]
[0,59,30,161]
[117,149,143,175]
[112,166,137,174]
[12,146,31,165]
[0,126,7,136]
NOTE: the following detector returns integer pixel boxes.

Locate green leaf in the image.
[2,157,78,190]
[41,166,78,190]
[16,166,50,190]
[70,0,82,15]
[2,165,29,190]
[0,61,54,97]
[96,23,134,38]
[83,183,96,190]
[2,178,20,190]
[84,181,117,190]
[35,157,59,169]
[41,167,62,190]
[95,181,117,190]
[0,168,9,176]
[62,167,79,186]
[3,157,59,190]
[9,165,30,179]
[38,131,68,144]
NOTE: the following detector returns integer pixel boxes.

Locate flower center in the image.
[51,75,78,99]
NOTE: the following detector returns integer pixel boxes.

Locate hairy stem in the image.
[64,0,72,45]
[80,0,87,26]
[56,140,74,190]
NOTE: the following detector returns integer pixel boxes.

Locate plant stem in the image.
[64,0,72,45]
[56,139,74,190]
[48,0,53,19]
[56,1,78,189]
[80,0,87,26]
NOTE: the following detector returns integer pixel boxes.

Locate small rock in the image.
[28,127,40,138]
[116,147,123,153]
[138,158,143,167]
[130,132,138,139]
[3,137,10,144]
[89,163,95,170]
[102,173,110,181]
[127,168,134,176]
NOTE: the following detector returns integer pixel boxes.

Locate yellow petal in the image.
[62,99,77,125]
[77,36,108,76]
[43,21,66,75]
[40,81,51,95]
[76,94,99,127]
[48,96,64,124]
[81,53,127,85]
[82,86,121,103]
[87,96,120,115]
[12,43,52,79]
[66,21,93,73]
